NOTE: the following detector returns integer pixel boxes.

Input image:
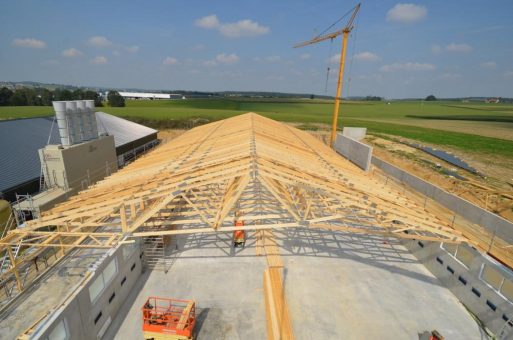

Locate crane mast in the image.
[294,3,361,148]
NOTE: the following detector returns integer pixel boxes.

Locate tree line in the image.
[0,87,126,107]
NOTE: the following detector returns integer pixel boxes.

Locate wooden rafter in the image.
[2,112,510,306]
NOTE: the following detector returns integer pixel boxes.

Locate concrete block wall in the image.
[371,156,513,243]
[334,133,373,171]
[31,242,143,340]
[342,127,367,141]
[404,239,513,336]
[368,156,513,336]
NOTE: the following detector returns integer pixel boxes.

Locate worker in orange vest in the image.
[233,212,246,248]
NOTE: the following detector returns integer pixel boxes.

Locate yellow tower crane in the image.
[294,3,361,148]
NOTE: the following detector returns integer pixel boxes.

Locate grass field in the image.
[1,99,512,157]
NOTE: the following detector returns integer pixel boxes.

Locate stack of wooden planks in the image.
[264,268,294,340]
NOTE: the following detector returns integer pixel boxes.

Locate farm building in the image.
[117,91,183,100]
[0,111,157,202]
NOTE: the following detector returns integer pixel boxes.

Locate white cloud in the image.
[264,55,281,63]
[195,14,220,29]
[446,43,472,52]
[386,4,427,23]
[195,15,270,38]
[88,36,112,47]
[329,54,341,63]
[163,57,179,65]
[42,59,59,66]
[431,44,442,55]
[354,52,380,62]
[216,53,239,64]
[439,72,462,79]
[380,62,435,72]
[90,56,107,65]
[62,48,83,57]
[266,75,284,81]
[13,38,46,48]
[300,53,311,60]
[192,44,206,51]
[480,61,496,69]
[203,60,218,67]
[126,45,139,53]
[220,19,270,38]
[503,71,513,77]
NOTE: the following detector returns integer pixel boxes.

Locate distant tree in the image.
[73,89,85,100]
[84,90,103,107]
[364,95,383,101]
[425,95,437,101]
[54,89,74,101]
[10,90,28,106]
[0,87,13,106]
[310,94,315,100]
[107,91,125,107]
[34,88,53,106]
[10,88,37,106]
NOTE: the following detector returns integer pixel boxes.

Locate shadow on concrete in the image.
[169,228,445,288]
[194,307,210,336]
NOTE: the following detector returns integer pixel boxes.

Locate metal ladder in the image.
[142,235,176,272]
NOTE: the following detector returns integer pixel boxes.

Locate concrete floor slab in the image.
[108,229,487,340]
[278,228,486,340]
[107,233,268,340]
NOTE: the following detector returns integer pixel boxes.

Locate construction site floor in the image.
[108,230,486,340]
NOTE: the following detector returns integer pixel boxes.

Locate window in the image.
[94,311,103,325]
[48,319,69,340]
[109,292,116,303]
[455,245,475,268]
[441,243,475,269]
[472,287,481,298]
[458,276,467,285]
[481,264,503,291]
[441,243,457,256]
[89,258,118,303]
[131,263,136,271]
[121,276,127,286]
[480,264,513,303]
[436,257,444,265]
[122,242,137,261]
[88,275,105,304]
[103,259,118,285]
[501,279,513,302]
[486,300,497,312]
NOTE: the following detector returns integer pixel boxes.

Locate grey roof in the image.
[0,117,60,192]
[0,112,157,193]
[95,112,157,148]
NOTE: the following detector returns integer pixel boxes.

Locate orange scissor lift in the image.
[142,297,196,340]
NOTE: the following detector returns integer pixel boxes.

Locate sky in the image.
[1,0,512,98]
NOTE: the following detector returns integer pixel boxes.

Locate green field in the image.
[1,99,512,157]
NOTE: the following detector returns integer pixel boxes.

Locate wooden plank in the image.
[263,268,294,340]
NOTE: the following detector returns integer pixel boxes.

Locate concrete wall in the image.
[404,239,513,336]
[342,127,367,141]
[40,135,118,191]
[334,133,373,172]
[31,242,143,340]
[371,157,513,244]
[370,156,513,336]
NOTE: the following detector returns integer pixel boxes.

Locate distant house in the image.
[485,97,500,103]
[118,92,181,100]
